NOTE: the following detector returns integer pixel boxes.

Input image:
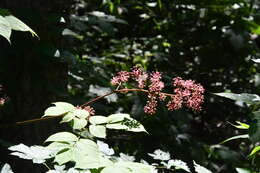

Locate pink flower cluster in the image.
[149,72,164,92]
[83,106,95,116]
[76,106,96,116]
[111,71,130,86]
[111,67,204,115]
[144,93,158,115]
[167,77,204,111]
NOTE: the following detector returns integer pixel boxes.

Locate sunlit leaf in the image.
[0,163,14,173]
[89,125,106,138]
[97,140,115,156]
[220,134,249,144]
[235,168,252,173]
[5,15,38,38]
[73,139,111,169]
[72,118,88,130]
[106,123,128,130]
[46,142,71,152]
[118,153,135,162]
[101,165,130,173]
[101,161,152,173]
[249,145,260,157]
[43,102,75,117]
[62,28,83,40]
[43,106,68,117]
[122,118,147,133]
[228,121,250,129]
[89,116,108,125]
[54,149,73,165]
[107,113,130,123]
[214,93,260,105]
[53,102,75,112]
[193,161,212,173]
[252,59,260,63]
[75,139,99,156]
[74,155,104,169]
[117,161,152,173]
[167,159,190,172]
[45,132,78,143]
[73,109,89,119]
[148,149,170,161]
[8,144,56,164]
[60,112,75,123]
[0,15,11,43]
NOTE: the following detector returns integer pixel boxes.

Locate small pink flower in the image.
[111,71,130,85]
[167,94,183,111]
[169,77,204,111]
[131,67,148,88]
[149,72,164,92]
[158,93,166,101]
[83,106,95,116]
[144,94,158,115]
[150,72,162,82]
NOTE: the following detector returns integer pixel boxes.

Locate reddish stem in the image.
[0,88,173,128]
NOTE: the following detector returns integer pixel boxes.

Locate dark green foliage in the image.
[1,0,260,172]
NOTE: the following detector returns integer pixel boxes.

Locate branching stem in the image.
[0,88,173,128]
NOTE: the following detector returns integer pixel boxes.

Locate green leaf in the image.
[101,165,131,173]
[53,102,75,112]
[106,123,128,130]
[0,15,11,43]
[228,121,250,129]
[107,113,130,123]
[73,109,89,119]
[116,161,152,173]
[46,141,71,151]
[249,111,260,143]
[75,139,99,155]
[89,116,108,125]
[157,0,162,9]
[89,125,106,138]
[43,106,68,117]
[249,23,260,35]
[60,112,75,123]
[74,155,106,169]
[73,139,111,169]
[0,163,13,173]
[72,118,88,130]
[122,118,148,133]
[43,102,75,117]
[193,161,212,173]
[45,132,78,143]
[54,149,73,165]
[235,168,253,173]
[214,93,260,105]
[249,146,260,157]
[220,134,249,144]
[4,15,38,38]
[252,59,260,63]
[8,144,55,164]
[167,159,190,172]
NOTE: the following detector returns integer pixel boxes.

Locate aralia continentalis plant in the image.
[5,66,206,173]
[110,66,205,115]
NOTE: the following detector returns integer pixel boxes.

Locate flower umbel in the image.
[167,77,204,111]
[111,68,204,114]
[111,71,130,86]
[83,106,95,116]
